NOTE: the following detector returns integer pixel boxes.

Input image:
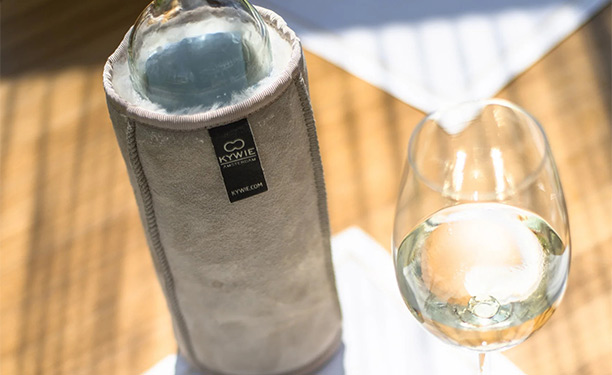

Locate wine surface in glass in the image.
[395,203,568,352]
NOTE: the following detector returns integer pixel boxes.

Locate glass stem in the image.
[478,353,491,375]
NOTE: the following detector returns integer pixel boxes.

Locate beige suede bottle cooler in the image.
[102,8,342,375]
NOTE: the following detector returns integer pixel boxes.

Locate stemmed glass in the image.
[392,99,570,374]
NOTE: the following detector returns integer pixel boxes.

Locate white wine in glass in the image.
[393,100,570,374]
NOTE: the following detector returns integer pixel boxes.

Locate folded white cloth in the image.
[256,0,609,112]
[146,227,526,375]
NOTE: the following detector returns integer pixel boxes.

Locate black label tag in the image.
[209,119,268,202]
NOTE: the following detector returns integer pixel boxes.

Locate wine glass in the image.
[392,99,570,374]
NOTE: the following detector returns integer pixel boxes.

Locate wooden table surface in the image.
[1,2,610,374]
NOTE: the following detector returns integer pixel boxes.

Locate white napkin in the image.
[256,0,609,112]
[145,227,526,375]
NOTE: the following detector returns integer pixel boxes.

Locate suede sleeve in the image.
[103,8,342,375]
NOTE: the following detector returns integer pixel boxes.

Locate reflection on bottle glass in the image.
[128,0,272,113]
[144,32,250,111]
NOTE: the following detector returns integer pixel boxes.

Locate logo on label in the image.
[208,118,268,203]
[223,139,245,152]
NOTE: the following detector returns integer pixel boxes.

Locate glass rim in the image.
[407,98,553,199]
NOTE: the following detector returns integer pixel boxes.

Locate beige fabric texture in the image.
[103,8,342,375]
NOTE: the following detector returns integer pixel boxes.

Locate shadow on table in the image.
[0,0,149,77]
